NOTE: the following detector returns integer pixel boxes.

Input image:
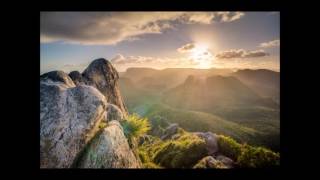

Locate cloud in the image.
[40,12,245,45]
[110,54,199,67]
[177,43,196,53]
[110,54,126,63]
[215,49,269,59]
[180,12,244,24]
[259,39,280,48]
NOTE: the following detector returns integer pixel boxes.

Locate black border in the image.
[8,0,297,178]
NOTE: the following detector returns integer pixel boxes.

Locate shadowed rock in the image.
[77,121,141,168]
[106,103,125,122]
[161,123,179,140]
[194,132,219,156]
[69,71,85,86]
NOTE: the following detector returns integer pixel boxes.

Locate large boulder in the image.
[194,132,219,156]
[40,71,108,168]
[81,58,128,115]
[106,103,125,122]
[160,123,179,140]
[77,121,141,168]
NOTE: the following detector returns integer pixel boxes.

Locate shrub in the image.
[142,162,162,168]
[217,135,242,160]
[121,114,151,146]
[153,133,208,168]
[237,145,280,168]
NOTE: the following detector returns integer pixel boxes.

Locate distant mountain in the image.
[232,69,280,103]
[118,68,280,151]
[121,67,234,92]
[163,75,278,113]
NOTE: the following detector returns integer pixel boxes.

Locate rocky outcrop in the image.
[68,59,128,116]
[77,121,141,168]
[81,58,127,115]
[106,103,125,122]
[40,71,108,168]
[160,123,179,140]
[69,71,85,86]
[41,71,76,87]
[40,58,141,168]
[194,132,219,156]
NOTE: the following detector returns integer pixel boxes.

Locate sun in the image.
[190,43,213,68]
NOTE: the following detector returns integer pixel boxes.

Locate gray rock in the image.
[216,155,234,168]
[194,132,219,155]
[69,71,86,86]
[40,71,108,168]
[82,58,128,115]
[160,123,179,140]
[193,156,227,169]
[78,121,141,168]
[106,103,125,122]
[40,70,75,87]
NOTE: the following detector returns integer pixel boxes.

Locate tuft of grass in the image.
[121,113,151,147]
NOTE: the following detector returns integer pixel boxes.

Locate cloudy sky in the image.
[40,12,280,74]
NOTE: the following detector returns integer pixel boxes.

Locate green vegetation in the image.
[135,120,280,168]
[138,131,208,168]
[237,145,280,168]
[143,103,258,144]
[119,72,280,167]
[153,133,208,168]
[121,114,151,147]
[217,135,280,168]
[217,135,243,160]
[119,73,280,151]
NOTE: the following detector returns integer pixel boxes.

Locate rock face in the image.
[81,58,128,115]
[68,59,127,115]
[69,71,85,86]
[194,132,219,156]
[161,123,179,140]
[106,103,125,122]
[78,121,141,168]
[40,58,137,168]
[40,71,108,168]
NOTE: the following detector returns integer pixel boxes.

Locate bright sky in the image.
[40,12,280,74]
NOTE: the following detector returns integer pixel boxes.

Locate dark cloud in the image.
[41,12,245,45]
